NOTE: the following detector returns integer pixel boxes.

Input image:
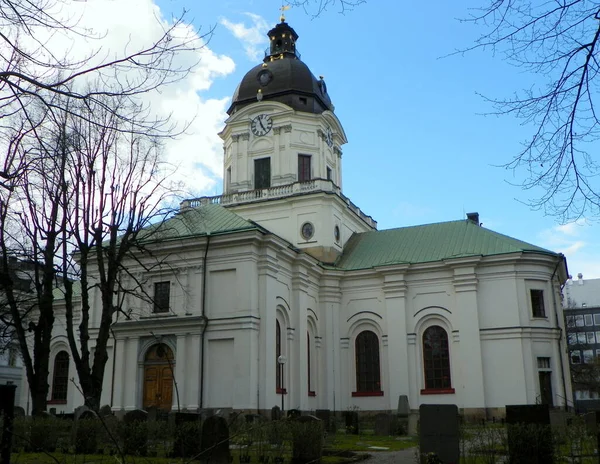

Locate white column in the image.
[381,268,409,411]
[453,262,486,411]
[113,337,128,411]
[319,275,342,412]
[123,338,139,410]
[174,334,187,411]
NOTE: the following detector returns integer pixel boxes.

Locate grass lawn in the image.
[325,431,418,452]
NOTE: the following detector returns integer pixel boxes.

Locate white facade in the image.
[18,19,573,419]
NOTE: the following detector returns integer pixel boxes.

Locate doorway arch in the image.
[143,343,174,411]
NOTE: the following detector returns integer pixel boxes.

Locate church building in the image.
[36,18,572,419]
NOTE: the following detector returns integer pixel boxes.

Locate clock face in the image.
[325,127,334,148]
[251,114,273,136]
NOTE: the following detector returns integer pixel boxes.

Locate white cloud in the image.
[3,0,236,196]
[538,221,600,279]
[220,13,269,61]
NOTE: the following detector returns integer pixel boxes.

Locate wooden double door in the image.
[143,344,174,411]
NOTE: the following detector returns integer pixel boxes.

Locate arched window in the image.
[276,320,284,393]
[422,325,453,392]
[354,330,381,395]
[307,331,316,396]
[51,351,69,402]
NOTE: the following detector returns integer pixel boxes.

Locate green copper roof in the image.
[335,219,556,270]
[141,204,258,242]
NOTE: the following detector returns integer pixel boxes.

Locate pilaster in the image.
[319,274,342,412]
[379,266,409,410]
[447,257,486,409]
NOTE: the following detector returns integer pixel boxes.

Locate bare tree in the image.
[0,106,72,415]
[462,1,600,221]
[0,0,210,191]
[287,0,365,16]
[0,92,178,413]
[60,97,176,411]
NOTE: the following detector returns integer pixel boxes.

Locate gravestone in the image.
[584,412,597,436]
[505,404,553,464]
[419,404,459,464]
[200,415,230,464]
[271,405,282,421]
[292,415,324,464]
[374,413,393,436]
[147,406,158,422]
[74,411,100,454]
[0,384,17,464]
[287,408,301,419]
[170,412,202,458]
[245,413,264,423]
[315,409,334,432]
[344,411,359,435]
[74,405,92,421]
[13,406,25,417]
[79,410,97,420]
[398,395,410,417]
[99,405,112,417]
[122,409,149,457]
[123,409,148,423]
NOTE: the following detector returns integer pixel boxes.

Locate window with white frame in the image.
[567,333,577,345]
[576,315,585,327]
[578,333,587,344]
[585,314,594,326]
[571,351,581,364]
[584,349,594,363]
[588,332,596,344]
[594,314,600,326]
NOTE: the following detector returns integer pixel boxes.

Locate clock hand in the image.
[259,118,266,132]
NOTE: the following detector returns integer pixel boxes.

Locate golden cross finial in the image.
[279,4,290,22]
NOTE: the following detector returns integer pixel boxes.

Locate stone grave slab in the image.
[505,404,553,464]
[200,415,230,464]
[419,404,459,464]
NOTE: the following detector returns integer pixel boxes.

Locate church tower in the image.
[216,18,376,262]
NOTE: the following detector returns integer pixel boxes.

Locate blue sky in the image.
[145,0,599,278]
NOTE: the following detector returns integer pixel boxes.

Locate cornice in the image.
[112,315,207,336]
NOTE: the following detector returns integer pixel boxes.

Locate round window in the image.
[334,225,340,242]
[301,222,314,240]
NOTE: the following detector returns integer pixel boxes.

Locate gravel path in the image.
[362,448,418,464]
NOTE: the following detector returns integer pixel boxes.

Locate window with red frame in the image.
[51,351,69,402]
[276,320,284,393]
[423,326,452,391]
[298,155,311,182]
[355,330,381,393]
[307,332,315,396]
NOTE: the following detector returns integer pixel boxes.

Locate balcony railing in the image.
[180,179,377,229]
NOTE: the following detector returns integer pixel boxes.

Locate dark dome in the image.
[227,21,333,115]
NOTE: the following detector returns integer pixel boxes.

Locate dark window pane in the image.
[154,281,170,313]
[51,351,69,401]
[276,321,282,390]
[255,158,271,189]
[298,155,311,182]
[423,326,451,390]
[355,330,381,392]
[531,289,546,317]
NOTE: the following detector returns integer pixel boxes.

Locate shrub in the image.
[118,420,148,456]
[171,420,202,458]
[74,418,102,454]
